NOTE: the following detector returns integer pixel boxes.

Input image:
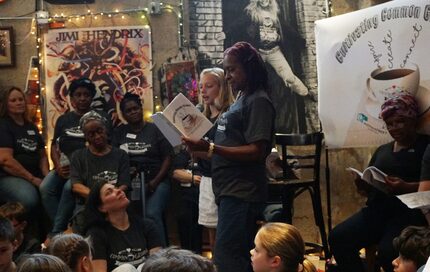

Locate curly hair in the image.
[48,233,92,271]
[393,226,430,268]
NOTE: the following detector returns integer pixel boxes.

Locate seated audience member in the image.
[40,78,111,237]
[49,233,139,272]
[16,254,71,272]
[0,87,49,221]
[141,247,216,272]
[0,202,40,260]
[392,226,430,272]
[69,110,129,232]
[329,94,428,272]
[0,216,17,272]
[171,147,203,254]
[113,92,173,244]
[251,223,316,272]
[84,181,163,272]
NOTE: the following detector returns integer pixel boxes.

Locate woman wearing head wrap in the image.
[68,110,130,233]
[40,78,112,239]
[329,93,429,272]
[182,42,275,272]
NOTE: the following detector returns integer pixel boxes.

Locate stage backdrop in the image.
[316,0,430,148]
[43,25,152,145]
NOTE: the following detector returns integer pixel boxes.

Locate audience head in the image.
[380,93,419,143]
[119,92,143,125]
[79,110,108,149]
[49,233,93,272]
[0,202,27,238]
[0,86,29,121]
[199,67,234,118]
[85,181,130,229]
[69,78,97,99]
[223,41,268,94]
[251,223,316,272]
[17,254,71,272]
[141,247,216,272]
[0,216,16,270]
[392,226,430,272]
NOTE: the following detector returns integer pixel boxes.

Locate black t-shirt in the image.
[368,134,429,204]
[112,123,172,180]
[420,144,430,180]
[0,117,45,178]
[70,147,130,191]
[212,90,275,203]
[87,217,162,271]
[53,110,112,158]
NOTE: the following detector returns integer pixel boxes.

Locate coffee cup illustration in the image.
[366,63,420,104]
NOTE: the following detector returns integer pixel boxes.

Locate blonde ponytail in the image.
[302,259,317,272]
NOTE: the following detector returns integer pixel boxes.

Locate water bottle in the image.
[59,152,70,178]
[131,173,141,201]
[59,152,70,167]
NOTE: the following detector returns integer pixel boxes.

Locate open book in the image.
[346,166,390,193]
[396,191,430,210]
[151,93,213,147]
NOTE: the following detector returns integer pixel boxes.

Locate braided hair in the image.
[48,233,92,271]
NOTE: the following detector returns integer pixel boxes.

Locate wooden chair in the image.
[268,132,330,258]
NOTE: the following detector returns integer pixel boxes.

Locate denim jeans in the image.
[146,180,170,246]
[0,175,40,217]
[214,196,263,272]
[40,172,75,234]
[329,200,427,272]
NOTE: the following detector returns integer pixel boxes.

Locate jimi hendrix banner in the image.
[43,25,152,144]
[316,0,430,148]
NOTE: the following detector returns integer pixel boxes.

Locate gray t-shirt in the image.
[212,89,275,203]
[70,147,130,192]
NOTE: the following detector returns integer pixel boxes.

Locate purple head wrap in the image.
[380,93,419,121]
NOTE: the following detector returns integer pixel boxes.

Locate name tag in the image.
[126,133,137,139]
[27,130,36,135]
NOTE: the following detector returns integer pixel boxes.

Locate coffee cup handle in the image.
[366,78,378,102]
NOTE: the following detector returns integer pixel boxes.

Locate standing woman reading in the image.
[183,41,275,272]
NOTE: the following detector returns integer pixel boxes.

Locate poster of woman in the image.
[221,0,313,133]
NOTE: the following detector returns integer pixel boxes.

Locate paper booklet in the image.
[151,93,213,147]
[396,191,430,210]
[346,166,390,193]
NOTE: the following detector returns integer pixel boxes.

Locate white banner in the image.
[44,26,152,146]
[316,0,430,148]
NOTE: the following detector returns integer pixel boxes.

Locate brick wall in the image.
[188,0,224,67]
[295,0,327,131]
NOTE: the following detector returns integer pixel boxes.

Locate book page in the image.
[346,167,364,179]
[347,166,390,193]
[363,166,389,194]
[396,191,430,209]
[162,93,213,140]
[151,112,182,147]
[366,166,387,183]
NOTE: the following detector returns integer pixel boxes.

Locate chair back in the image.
[275,132,323,184]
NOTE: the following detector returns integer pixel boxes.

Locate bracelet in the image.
[207,142,215,158]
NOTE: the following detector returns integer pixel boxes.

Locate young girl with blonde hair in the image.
[197,67,234,251]
[251,223,316,272]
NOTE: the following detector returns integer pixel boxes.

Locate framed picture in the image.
[0,27,15,67]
